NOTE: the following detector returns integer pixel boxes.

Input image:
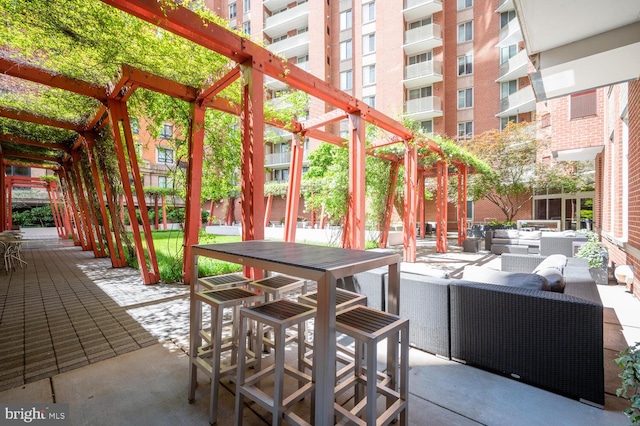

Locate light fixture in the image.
[614,265,634,284]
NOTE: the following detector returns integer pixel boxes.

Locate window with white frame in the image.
[457,0,473,10]
[458,53,473,76]
[362,2,375,23]
[500,44,517,64]
[457,21,473,43]
[457,88,473,108]
[157,147,174,164]
[409,17,431,30]
[160,123,173,139]
[158,176,173,189]
[500,116,517,129]
[500,10,516,29]
[243,0,250,12]
[458,121,473,139]
[420,120,433,133]
[363,65,375,86]
[229,2,237,19]
[242,21,251,35]
[362,95,375,108]
[273,34,288,43]
[340,70,353,90]
[340,9,352,31]
[131,118,139,134]
[408,52,431,64]
[363,33,375,55]
[340,40,352,60]
[297,54,308,64]
[500,80,517,100]
[409,86,432,99]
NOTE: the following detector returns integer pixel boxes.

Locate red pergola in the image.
[0,0,474,285]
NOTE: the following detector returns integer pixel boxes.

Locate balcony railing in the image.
[265,151,309,166]
[403,24,442,55]
[264,2,309,38]
[403,60,443,88]
[497,19,522,48]
[403,96,443,120]
[402,0,442,22]
[263,0,290,13]
[267,32,309,59]
[498,85,536,117]
[497,49,529,82]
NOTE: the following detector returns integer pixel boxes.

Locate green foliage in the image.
[616,342,640,424]
[575,240,606,269]
[303,144,349,225]
[12,206,55,227]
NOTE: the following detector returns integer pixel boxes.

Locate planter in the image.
[590,266,609,286]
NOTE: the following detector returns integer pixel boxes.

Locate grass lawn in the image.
[143,230,242,283]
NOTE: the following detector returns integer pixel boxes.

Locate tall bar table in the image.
[190,240,402,426]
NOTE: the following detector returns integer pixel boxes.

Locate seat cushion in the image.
[462,266,550,291]
[533,254,567,274]
[534,267,565,292]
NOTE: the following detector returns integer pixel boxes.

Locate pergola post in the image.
[239,64,265,242]
[418,169,426,239]
[283,133,305,242]
[45,181,64,238]
[95,153,127,267]
[79,150,109,257]
[182,103,205,285]
[6,177,12,230]
[59,167,81,246]
[85,135,125,267]
[436,160,448,253]
[379,160,400,248]
[345,113,366,250]
[0,157,5,231]
[264,194,273,229]
[68,160,93,251]
[108,98,160,285]
[73,151,107,257]
[457,164,468,246]
[403,143,418,262]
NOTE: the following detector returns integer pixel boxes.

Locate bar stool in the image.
[199,272,251,291]
[234,299,316,426]
[188,287,263,425]
[333,305,409,426]
[247,274,308,302]
[298,288,367,378]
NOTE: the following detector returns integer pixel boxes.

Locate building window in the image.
[467,200,474,220]
[130,118,139,134]
[408,52,430,65]
[242,21,251,35]
[500,44,517,64]
[229,2,237,19]
[457,0,473,10]
[570,90,597,119]
[363,65,375,86]
[297,26,308,34]
[500,116,517,129]
[160,123,173,139]
[500,10,516,29]
[274,169,290,182]
[457,88,473,109]
[362,2,375,23]
[458,121,473,139]
[7,165,30,176]
[420,120,433,133]
[363,33,375,55]
[273,34,288,43]
[457,21,473,43]
[409,86,432,99]
[297,54,308,64]
[362,95,375,108]
[340,40,352,60]
[243,0,250,12]
[158,176,173,189]
[541,113,551,128]
[157,147,174,164]
[340,70,353,90]
[457,54,473,76]
[409,17,431,30]
[340,9,352,31]
[500,80,517,99]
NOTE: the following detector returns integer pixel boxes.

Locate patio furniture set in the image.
[349,251,604,407]
[188,241,408,425]
[0,230,27,273]
[486,229,588,255]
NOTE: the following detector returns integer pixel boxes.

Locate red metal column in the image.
[283,134,305,242]
[6,177,12,230]
[345,113,366,250]
[457,164,468,246]
[418,169,426,239]
[436,160,448,253]
[72,152,102,256]
[0,158,6,231]
[239,63,265,243]
[264,194,273,229]
[45,182,64,238]
[51,182,68,238]
[97,156,127,267]
[59,167,82,246]
[403,144,418,262]
[86,135,125,267]
[108,99,160,284]
[67,163,92,250]
[182,103,205,285]
[379,160,400,248]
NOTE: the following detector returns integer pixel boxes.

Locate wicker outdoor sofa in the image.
[351,254,604,407]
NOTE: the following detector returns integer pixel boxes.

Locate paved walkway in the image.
[0,232,638,425]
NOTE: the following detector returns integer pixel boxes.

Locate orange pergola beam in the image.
[0,134,70,153]
[0,107,84,133]
[283,134,305,242]
[403,144,418,262]
[436,160,448,253]
[457,164,468,247]
[379,160,400,248]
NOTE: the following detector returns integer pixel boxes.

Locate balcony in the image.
[265,126,293,141]
[403,96,443,121]
[402,0,442,22]
[403,60,443,89]
[265,150,308,167]
[403,24,442,56]
[496,0,515,13]
[265,61,308,90]
[497,85,536,117]
[263,3,309,38]
[263,0,290,13]
[496,19,522,48]
[267,32,309,59]
[496,49,529,83]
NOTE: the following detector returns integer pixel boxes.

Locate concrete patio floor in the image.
[0,229,638,425]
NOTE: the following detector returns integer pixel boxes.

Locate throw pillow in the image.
[493,229,509,239]
[462,266,551,291]
[533,254,567,274]
[519,230,542,240]
[534,267,565,292]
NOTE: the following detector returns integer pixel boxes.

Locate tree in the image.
[459,122,538,222]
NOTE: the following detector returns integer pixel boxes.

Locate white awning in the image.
[552,145,604,162]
